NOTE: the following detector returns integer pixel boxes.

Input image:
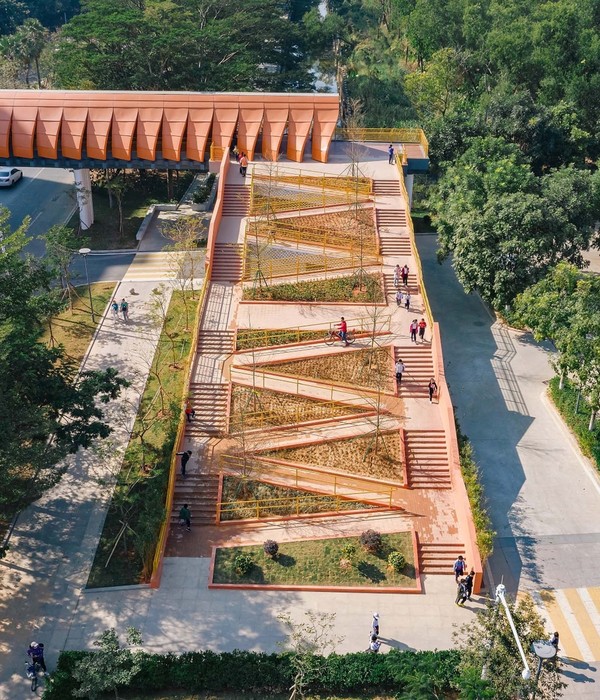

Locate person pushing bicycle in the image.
[336,317,349,346]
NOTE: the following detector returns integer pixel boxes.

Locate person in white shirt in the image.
[395,359,405,385]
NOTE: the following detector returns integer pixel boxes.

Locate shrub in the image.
[359,529,382,554]
[263,539,279,558]
[233,552,253,576]
[388,551,406,572]
[341,543,357,559]
[192,173,216,204]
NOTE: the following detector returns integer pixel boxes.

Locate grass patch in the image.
[69,171,195,250]
[219,476,376,520]
[549,377,600,468]
[456,422,495,563]
[236,328,326,350]
[258,347,394,391]
[39,283,115,365]
[259,431,404,483]
[230,385,367,430]
[213,532,416,587]
[243,273,384,302]
[86,290,200,588]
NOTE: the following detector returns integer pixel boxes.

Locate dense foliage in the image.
[0,209,126,523]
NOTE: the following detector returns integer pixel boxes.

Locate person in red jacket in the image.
[418,318,427,342]
[336,317,349,346]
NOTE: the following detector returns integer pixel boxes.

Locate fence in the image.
[253,169,372,195]
[235,315,392,351]
[335,127,426,145]
[149,147,230,588]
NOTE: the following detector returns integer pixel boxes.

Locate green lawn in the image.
[87,290,200,588]
[236,328,326,350]
[243,273,384,303]
[39,283,115,364]
[213,532,416,587]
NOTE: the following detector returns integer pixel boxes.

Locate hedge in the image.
[43,648,460,699]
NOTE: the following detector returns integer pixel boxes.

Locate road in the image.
[0,166,136,281]
[417,230,600,696]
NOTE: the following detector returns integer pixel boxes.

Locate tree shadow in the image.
[357,561,386,583]
[275,554,296,568]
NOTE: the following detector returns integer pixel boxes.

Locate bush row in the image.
[456,422,495,562]
[243,273,384,303]
[44,648,460,699]
[549,377,600,468]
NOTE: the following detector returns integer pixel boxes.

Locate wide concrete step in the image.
[418,543,466,574]
[376,209,407,227]
[379,236,412,255]
[373,180,401,195]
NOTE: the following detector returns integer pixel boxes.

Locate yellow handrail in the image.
[234,314,392,350]
[335,127,425,143]
[395,161,433,327]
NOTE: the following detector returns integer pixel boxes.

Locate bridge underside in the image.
[0,90,340,166]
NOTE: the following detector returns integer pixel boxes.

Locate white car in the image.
[0,167,22,187]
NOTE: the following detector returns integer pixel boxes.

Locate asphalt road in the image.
[0,166,136,282]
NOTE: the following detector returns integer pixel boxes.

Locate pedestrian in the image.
[27,642,48,673]
[396,289,403,307]
[550,631,559,651]
[388,144,395,164]
[185,401,196,423]
[368,633,381,652]
[395,359,405,385]
[428,377,438,403]
[393,264,401,287]
[404,292,411,311]
[453,555,466,582]
[401,264,409,286]
[464,570,474,601]
[409,319,418,343]
[176,449,192,479]
[455,578,468,606]
[110,299,119,320]
[418,318,427,342]
[232,145,240,162]
[372,612,380,636]
[239,153,248,177]
[120,298,129,322]
[179,503,191,531]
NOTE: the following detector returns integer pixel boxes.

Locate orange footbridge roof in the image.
[0,90,340,164]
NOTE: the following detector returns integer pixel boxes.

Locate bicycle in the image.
[324,329,356,346]
[26,661,43,692]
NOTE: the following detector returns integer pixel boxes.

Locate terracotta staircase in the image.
[222,185,250,216]
[418,541,466,575]
[211,244,244,282]
[376,209,407,228]
[379,235,412,256]
[197,329,236,355]
[394,346,434,396]
[404,429,451,488]
[186,383,229,436]
[383,272,419,297]
[373,180,401,196]
[170,473,220,526]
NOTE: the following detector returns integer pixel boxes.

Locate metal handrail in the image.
[335,127,425,143]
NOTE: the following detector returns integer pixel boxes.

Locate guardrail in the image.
[149,148,230,588]
[235,315,392,351]
[395,159,433,328]
[253,169,372,196]
[335,127,426,144]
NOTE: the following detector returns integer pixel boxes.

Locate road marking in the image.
[538,589,586,661]
[575,588,600,659]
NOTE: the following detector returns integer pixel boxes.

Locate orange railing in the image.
[150,148,230,588]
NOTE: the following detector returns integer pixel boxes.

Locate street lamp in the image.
[530,640,557,699]
[495,584,532,681]
[78,247,96,323]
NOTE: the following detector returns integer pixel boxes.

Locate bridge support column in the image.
[405,174,414,208]
[73,169,94,230]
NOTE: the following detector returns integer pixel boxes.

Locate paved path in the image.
[417,231,600,697]
[0,279,173,699]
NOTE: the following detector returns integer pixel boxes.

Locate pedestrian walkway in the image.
[0,277,175,700]
[122,250,205,281]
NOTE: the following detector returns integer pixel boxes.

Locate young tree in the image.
[40,224,87,309]
[72,627,143,700]
[277,611,344,700]
[455,593,565,700]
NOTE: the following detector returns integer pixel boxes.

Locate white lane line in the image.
[554,588,594,663]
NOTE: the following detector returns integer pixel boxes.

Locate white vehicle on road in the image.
[0,167,23,186]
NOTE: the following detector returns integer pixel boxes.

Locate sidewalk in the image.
[0,279,173,700]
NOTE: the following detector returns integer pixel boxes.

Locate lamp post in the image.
[530,640,557,699]
[78,247,96,323]
[495,584,531,681]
